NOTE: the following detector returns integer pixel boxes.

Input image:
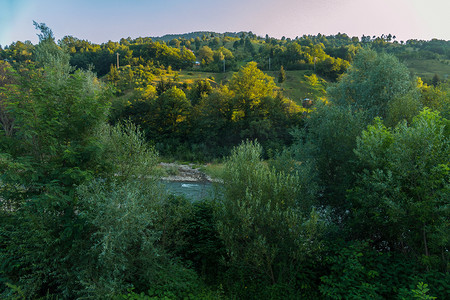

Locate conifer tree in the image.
[278,65,286,84]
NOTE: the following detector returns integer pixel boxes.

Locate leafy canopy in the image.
[229,62,276,110]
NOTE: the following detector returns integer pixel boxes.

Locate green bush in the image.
[160,197,226,283]
[216,141,325,298]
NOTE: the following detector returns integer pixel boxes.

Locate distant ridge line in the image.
[150,31,252,41]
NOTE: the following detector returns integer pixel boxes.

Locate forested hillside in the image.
[0,23,449,299]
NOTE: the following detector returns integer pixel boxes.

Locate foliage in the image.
[216,141,324,297]
[319,240,448,299]
[350,110,449,269]
[0,60,17,138]
[289,102,366,213]
[302,73,327,99]
[97,121,160,181]
[408,282,437,300]
[76,178,163,297]
[159,197,226,283]
[229,62,276,113]
[278,65,286,84]
[1,26,450,299]
[116,63,303,160]
[417,78,450,119]
[0,25,110,207]
[328,48,412,120]
[319,242,382,299]
[118,284,227,300]
[385,89,423,127]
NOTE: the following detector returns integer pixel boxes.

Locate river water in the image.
[162,180,217,201]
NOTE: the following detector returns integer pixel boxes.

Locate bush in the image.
[216,141,325,297]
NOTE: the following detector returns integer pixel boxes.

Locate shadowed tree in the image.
[328,48,412,121]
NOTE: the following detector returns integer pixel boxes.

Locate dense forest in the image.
[0,23,449,299]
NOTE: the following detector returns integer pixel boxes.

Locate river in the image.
[162,180,217,201]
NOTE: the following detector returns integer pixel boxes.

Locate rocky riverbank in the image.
[159,163,214,183]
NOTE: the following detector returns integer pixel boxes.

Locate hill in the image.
[151,31,251,42]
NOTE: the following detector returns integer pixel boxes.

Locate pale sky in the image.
[1,0,449,46]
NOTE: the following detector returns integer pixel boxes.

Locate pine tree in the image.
[278,65,286,84]
[432,73,440,87]
[108,64,119,85]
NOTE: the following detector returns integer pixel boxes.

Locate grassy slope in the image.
[403,58,450,81]
[175,59,449,102]
[175,69,327,104]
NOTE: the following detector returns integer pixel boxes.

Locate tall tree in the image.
[229,62,276,117]
[278,65,286,84]
[216,141,323,295]
[0,60,17,137]
[327,49,412,120]
[288,102,366,213]
[350,110,449,270]
[197,45,214,65]
[0,23,111,297]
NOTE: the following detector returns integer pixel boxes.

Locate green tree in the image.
[216,141,323,296]
[278,65,286,84]
[289,102,366,214]
[229,62,276,117]
[304,73,319,86]
[107,64,120,85]
[188,79,213,105]
[350,110,449,270]
[328,48,412,120]
[197,46,214,65]
[0,24,111,298]
[149,86,191,141]
[431,74,440,87]
[213,50,225,72]
[385,89,423,127]
[303,73,326,99]
[75,122,163,296]
[97,121,160,181]
[180,46,196,67]
[194,36,201,50]
[0,60,17,138]
[319,242,381,299]
[418,78,450,119]
[190,85,235,154]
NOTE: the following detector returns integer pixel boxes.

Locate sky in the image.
[1,0,449,46]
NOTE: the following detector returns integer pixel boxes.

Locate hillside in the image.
[151,31,249,42]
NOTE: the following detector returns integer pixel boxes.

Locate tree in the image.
[229,62,276,117]
[385,89,423,127]
[197,46,214,65]
[0,23,111,298]
[33,21,54,42]
[350,110,449,270]
[194,37,201,50]
[180,46,196,68]
[216,141,323,296]
[148,86,191,141]
[278,65,286,84]
[188,79,212,105]
[107,64,119,85]
[431,73,440,87]
[0,60,17,137]
[417,78,450,119]
[74,122,166,297]
[328,48,412,120]
[213,50,225,71]
[288,102,366,214]
[2,39,110,192]
[190,85,235,153]
[244,37,255,56]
